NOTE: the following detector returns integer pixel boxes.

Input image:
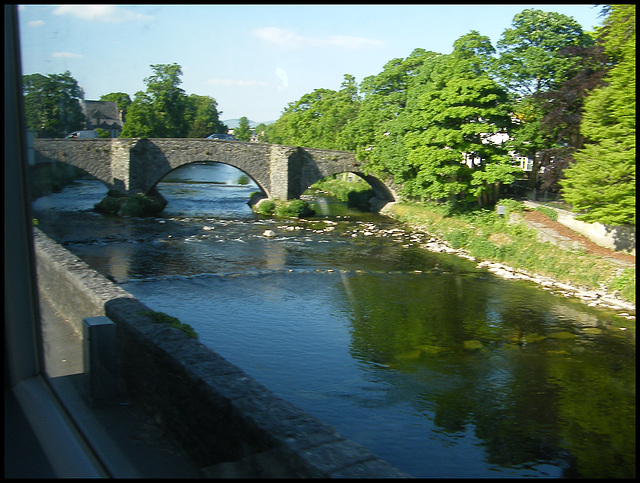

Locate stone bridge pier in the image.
[32,138,397,209]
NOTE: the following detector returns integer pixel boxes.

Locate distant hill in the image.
[223,119,275,129]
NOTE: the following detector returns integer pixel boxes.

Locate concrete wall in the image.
[33,228,409,477]
[523,201,635,255]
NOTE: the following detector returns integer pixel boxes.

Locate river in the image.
[32,163,635,478]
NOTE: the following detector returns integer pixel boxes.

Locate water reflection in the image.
[344,272,634,477]
[32,165,635,478]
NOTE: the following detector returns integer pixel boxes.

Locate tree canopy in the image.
[22,71,85,138]
[495,9,595,188]
[31,7,632,225]
[120,63,189,138]
[234,116,252,141]
[99,92,132,123]
[561,4,636,225]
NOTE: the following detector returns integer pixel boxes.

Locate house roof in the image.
[81,100,120,122]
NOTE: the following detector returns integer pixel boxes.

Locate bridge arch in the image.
[150,161,266,198]
[32,138,399,211]
[128,138,273,198]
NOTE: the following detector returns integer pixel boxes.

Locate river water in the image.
[32,163,635,478]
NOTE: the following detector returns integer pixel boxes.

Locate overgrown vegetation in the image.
[309,176,375,211]
[94,189,167,217]
[253,198,315,218]
[387,200,635,303]
[137,310,198,339]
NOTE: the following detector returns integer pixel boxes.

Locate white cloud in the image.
[252,27,384,50]
[28,20,45,27]
[52,5,154,23]
[52,51,84,59]
[206,79,268,87]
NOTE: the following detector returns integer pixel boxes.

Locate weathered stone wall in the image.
[32,139,397,207]
[33,138,114,188]
[33,228,410,477]
[130,139,273,195]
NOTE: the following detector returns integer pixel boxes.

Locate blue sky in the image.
[17,4,604,123]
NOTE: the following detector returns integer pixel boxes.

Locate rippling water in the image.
[32,165,635,478]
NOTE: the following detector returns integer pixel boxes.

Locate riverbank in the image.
[381,201,635,316]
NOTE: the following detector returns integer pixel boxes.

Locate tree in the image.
[100,92,131,123]
[185,94,226,138]
[267,74,360,150]
[496,9,594,188]
[120,63,189,138]
[254,122,270,142]
[23,71,85,137]
[353,49,440,179]
[234,116,252,141]
[401,32,517,208]
[532,41,608,192]
[561,4,636,225]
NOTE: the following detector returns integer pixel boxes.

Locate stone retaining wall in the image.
[33,228,409,477]
[523,201,635,255]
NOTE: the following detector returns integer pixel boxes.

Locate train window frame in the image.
[5,5,109,476]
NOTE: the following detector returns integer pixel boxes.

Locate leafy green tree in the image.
[254,122,270,142]
[267,74,360,150]
[185,94,226,138]
[401,32,517,207]
[120,63,189,138]
[234,116,252,141]
[22,71,85,137]
[99,92,131,122]
[496,9,594,188]
[352,49,438,172]
[561,4,636,225]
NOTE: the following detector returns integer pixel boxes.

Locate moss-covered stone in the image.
[94,189,167,217]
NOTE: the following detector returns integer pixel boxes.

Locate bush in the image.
[94,191,166,217]
[120,193,165,217]
[275,199,315,218]
[94,195,122,215]
[255,199,276,215]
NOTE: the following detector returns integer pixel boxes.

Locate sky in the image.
[17,4,604,123]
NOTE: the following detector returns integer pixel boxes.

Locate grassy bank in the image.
[385,200,635,304]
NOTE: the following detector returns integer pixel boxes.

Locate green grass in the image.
[387,200,635,304]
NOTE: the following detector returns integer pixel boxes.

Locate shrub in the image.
[275,199,315,218]
[255,199,276,215]
[94,195,122,215]
[94,191,165,217]
[120,193,165,217]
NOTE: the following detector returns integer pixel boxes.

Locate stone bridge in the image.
[32,138,397,208]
